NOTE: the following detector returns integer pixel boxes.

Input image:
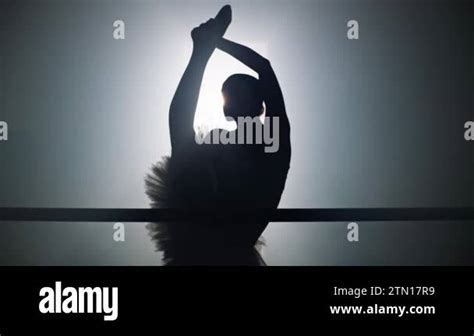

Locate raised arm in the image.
[216,38,291,155]
[169,6,232,157]
[169,47,211,155]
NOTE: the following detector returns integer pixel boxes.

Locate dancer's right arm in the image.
[169,23,217,157]
[169,51,208,156]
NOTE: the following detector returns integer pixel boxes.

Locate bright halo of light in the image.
[194,43,268,136]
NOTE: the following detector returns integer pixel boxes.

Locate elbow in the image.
[259,57,272,71]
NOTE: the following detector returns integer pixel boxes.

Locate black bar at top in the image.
[0,207,473,222]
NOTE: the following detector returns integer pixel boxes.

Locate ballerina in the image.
[145,5,291,265]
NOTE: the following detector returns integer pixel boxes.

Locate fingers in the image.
[216,5,232,24]
[191,6,232,43]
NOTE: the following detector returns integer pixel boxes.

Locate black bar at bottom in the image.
[0,267,472,333]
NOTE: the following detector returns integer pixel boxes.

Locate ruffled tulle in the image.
[145,156,266,265]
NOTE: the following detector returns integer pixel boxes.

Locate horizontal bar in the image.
[0,207,473,222]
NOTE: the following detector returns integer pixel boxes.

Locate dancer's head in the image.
[222,74,264,118]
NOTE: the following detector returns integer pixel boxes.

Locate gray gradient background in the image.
[0,0,472,265]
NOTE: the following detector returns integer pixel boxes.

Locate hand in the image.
[191,18,219,54]
[191,5,232,56]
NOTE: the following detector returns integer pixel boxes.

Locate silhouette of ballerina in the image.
[145,5,291,265]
